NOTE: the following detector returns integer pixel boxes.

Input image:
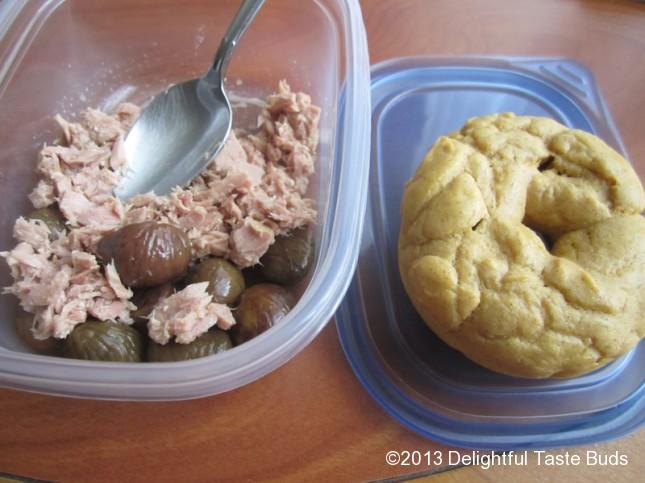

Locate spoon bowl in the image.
[115,0,265,201]
[116,77,231,200]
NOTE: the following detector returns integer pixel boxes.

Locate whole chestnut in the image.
[232,283,293,345]
[259,226,314,285]
[97,222,191,288]
[187,257,245,306]
[14,309,64,356]
[147,329,232,362]
[65,320,143,362]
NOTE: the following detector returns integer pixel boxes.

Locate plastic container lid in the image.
[0,0,370,400]
[336,56,644,449]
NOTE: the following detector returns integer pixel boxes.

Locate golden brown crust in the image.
[398,113,645,378]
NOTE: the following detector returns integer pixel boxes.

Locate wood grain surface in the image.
[0,325,452,483]
[416,432,643,483]
[1,0,644,482]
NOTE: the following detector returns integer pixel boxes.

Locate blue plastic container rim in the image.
[336,55,644,450]
[338,277,645,449]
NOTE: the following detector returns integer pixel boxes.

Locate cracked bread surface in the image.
[398,113,645,378]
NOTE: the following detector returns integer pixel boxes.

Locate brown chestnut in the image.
[65,319,143,362]
[187,257,245,306]
[14,309,64,356]
[147,329,232,362]
[97,222,191,288]
[232,283,293,345]
[259,226,314,285]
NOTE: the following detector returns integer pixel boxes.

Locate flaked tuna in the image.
[147,283,235,345]
[121,81,318,267]
[1,82,318,344]
[1,220,135,340]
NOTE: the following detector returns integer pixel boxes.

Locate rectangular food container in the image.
[336,56,644,449]
[0,0,370,399]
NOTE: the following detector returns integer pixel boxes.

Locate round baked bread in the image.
[398,113,645,378]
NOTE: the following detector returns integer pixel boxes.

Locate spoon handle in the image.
[211,0,265,78]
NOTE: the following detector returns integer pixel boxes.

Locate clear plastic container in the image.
[336,56,644,449]
[0,0,370,400]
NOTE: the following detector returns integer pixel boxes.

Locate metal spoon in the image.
[115,0,265,201]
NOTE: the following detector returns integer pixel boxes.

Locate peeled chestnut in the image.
[259,226,314,285]
[14,309,64,356]
[65,320,143,362]
[147,329,232,362]
[187,257,245,306]
[232,283,293,345]
[97,222,191,288]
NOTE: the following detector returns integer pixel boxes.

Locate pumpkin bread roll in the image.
[398,113,645,378]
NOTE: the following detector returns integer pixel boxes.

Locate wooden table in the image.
[1,0,644,482]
